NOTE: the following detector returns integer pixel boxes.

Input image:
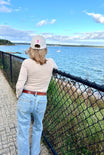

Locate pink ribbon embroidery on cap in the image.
[37,40,39,43]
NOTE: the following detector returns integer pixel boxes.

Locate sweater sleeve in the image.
[16,61,27,98]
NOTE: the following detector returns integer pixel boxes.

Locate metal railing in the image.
[0,51,25,89]
[0,51,104,155]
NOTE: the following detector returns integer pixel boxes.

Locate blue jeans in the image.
[17,92,47,155]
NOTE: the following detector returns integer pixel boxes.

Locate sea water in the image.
[0,45,104,85]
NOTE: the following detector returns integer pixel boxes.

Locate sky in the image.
[0,0,104,45]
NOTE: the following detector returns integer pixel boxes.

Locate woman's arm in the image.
[16,61,27,98]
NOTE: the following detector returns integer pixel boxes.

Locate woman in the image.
[16,35,57,155]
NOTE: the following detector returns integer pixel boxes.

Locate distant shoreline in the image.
[0,39,104,48]
[48,44,104,48]
[14,43,104,48]
[0,39,15,45]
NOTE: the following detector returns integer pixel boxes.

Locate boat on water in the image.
[56,50,61,52]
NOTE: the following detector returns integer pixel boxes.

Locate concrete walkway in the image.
[0,70,51,155]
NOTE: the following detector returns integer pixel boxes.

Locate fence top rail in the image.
[0,51,104,92]
[0,51,25,60]
[53,69,104,92]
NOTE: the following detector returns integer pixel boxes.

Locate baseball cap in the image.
[31,35,47,49]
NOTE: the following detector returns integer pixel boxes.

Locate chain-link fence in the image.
[44,69,104,155]
[0,51,104,154]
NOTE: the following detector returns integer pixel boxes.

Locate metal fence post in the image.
[2,52,4,70]
[10,54,12,82]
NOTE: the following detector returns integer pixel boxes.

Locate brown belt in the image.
[23,89,47,96]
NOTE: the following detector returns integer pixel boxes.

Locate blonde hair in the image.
[28,47,47,65]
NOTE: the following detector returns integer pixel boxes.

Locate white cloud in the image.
[0,5,11,12]
[37,19,56,27]
[14,7,22,12]
[1,25,104,45]
[0,0,21,12]
[78,31,104,40]
[0,0,11,12]
[85,12,104,24]
[0,25,35,41]
[37,20,48,27]
[49,19,56,24]
[43,31,104,43]
[0,0,10,5]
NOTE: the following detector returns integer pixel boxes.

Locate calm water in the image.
[0,45,104,85]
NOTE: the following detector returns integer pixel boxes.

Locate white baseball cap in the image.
[31,35,47,49]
